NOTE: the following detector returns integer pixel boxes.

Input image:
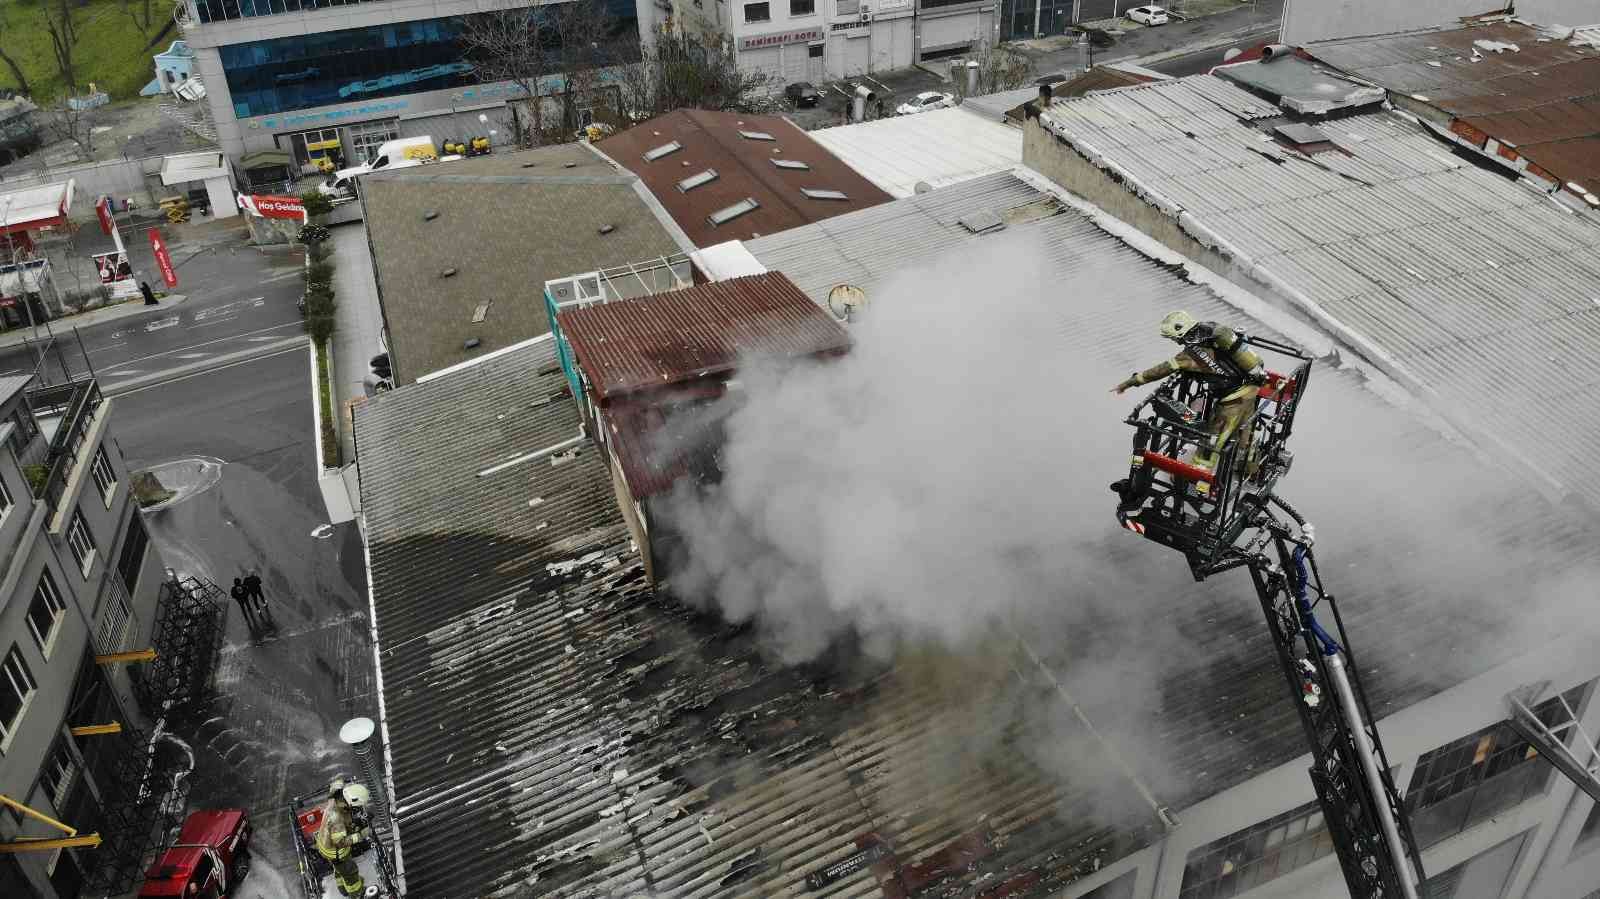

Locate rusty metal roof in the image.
[556,271,851,401]
[599,108,893,246]
[1306,20,1600,197]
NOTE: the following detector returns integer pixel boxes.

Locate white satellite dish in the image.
[827,283,868,322]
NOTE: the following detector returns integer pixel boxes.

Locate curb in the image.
[0,294,194,350]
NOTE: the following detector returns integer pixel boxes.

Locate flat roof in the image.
[1036,73,1600,510]
[601,108,892,247]
[360,143,688,384]
[159,151,227,185]
[1306,20,1600,199]
[806,106,1024,198]
[0,180,74,228]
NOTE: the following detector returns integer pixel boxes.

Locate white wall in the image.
[1282,0,1507,45]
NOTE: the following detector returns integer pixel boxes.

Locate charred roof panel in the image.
[556,271,851,401]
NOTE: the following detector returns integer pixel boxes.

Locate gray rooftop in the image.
[360,172,1600,897]
[360,143,689,385]
[1213,55,1386,115]
[0,373,35,407]
[1036,75,1600,510]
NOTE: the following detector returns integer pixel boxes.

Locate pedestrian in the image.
[244,571,273,624]
[230,578,258,629]
[140,281,158,306]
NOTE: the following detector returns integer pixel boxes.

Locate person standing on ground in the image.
[230,578,257,629]
[243,571,270,622]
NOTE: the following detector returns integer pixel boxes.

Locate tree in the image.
[954,41,1033,99]
[45,0,79,94]
[38,102,97,160]
[551,0,616,133]
[121,0,157,43]
[0,10,34,98]
[617,24,778,122]
[458,2,554,147]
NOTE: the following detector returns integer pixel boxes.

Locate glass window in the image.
[39,738,78,808]
[1405,685,1588,849]
[1422,831,1527,899]
[792,0,815,13]
[26,571,66,657]
[90,445,116,507]
[0,470,11,521]
[95,592,132,655]
[1180,798,1335,898]
[117,512,149,596]
[67,510,96,577]
[1,645,37,750]
[745,1,771,21]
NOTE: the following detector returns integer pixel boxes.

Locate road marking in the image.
[92,321,304,369]
[246,336,285,342]
[144,316,180,332]
[104,368,145,376]
[248,297,265,303]
[191,317,238,328]
[103,339,307,397]
[174,353,209,359]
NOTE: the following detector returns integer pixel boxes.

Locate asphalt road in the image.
[111,349,372,898]
[0,244,306,394]
[1146,24,1280,75]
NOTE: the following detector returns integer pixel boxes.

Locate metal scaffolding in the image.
[135,575,226,718]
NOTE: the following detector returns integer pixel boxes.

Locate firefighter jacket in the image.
[1120,324,1264,401]
[315,801,360,861]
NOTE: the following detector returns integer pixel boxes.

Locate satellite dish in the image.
[827,284,868,322]
[340,716,376,745]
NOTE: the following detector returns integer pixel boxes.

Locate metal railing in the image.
[26,379,104,519]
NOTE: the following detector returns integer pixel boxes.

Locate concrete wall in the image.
[0,157,171,222]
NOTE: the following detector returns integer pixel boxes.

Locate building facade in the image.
[0,374,169,899]
[178,0,654,168]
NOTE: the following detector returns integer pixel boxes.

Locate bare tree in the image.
[552,0,617,134]
[0,10,34,98]
[458,2,554,147]
[121,0,157,42]
[617,23,777,122]
[39,102,97,160]
[956,41,1033,99]
[46,0,79,93]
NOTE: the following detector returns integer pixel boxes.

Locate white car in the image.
[1127,5,1169,25]
[896,91,956,116]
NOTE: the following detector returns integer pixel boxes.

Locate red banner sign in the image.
[240,194,306,220]
[149,228,177,289]
[95,195,115,236]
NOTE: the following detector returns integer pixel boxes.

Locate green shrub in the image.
[306,259,336,284]
[315,340,341,469]
[298,223,331,245]
[300,190,335,217]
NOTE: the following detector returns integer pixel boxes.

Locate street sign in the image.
[238,193,306,220]
[149,228,177,289]
[95,195,115,236]
[92,251,131,285]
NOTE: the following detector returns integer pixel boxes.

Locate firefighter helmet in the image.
[1159,311,1198,341]
[342,783,371,809]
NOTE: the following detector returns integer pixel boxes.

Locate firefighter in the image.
[1112,311,1266,486]
[315,778,372,896]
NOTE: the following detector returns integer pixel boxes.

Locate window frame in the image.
[791,0,815,15]
[744,1,771,22]
[0,646,39,753]
[38,737,79,809]
[67,510,96,578]
[25,570,67,660]
[90,445,117,508]
[0,470,12,524]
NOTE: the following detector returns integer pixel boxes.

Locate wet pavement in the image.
[112,344,373,896]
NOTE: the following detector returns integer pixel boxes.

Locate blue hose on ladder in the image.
[1291,545,1342,657]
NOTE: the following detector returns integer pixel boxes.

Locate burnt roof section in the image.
[361,143,687,384]
[1306,20,1600,199]
[601,108,893,245]
[556,271,851,401]
[1214,54,1386,115]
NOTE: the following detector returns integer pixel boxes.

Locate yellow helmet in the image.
[1159,311,1198,340]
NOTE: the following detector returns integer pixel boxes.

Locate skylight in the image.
[677,169,719,192]
[708,198,760,225]
[739,130,776,141]
[772,158,810,170]
[643,141,682,161]
[801,188,849,201]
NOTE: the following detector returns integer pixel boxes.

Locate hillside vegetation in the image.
[0,0,173,101]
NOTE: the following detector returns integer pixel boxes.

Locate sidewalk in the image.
[0,294,192,350]
[327,222,386,468]
[1019,0,1284,72]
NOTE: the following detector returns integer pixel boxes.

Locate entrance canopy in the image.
[0,179,75,236]
[159,151,228,186]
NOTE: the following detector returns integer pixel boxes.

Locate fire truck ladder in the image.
[1200,496,1425,899]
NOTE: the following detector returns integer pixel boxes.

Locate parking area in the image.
[784,65,954,130]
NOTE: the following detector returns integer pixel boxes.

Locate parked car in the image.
[1127,5,1169,25]
[896,91,956,116]
[785,81,822,108]
[138,809,252,898]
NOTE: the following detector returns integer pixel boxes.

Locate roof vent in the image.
[472,302,490,323]
[708,198,760,226]
[464,337,481,350]
[739,130,776,141]
[1274,123,1329,144]
[644,141,682,161]
[423,210,439,221]
[441,267,459,278]
[772,158,810,170]
[677,169,719,192]
[801,188,849,201]
[958,210,1004,234]
[563,161,576,168]
[521,162,537,168]
[598,224,615,235]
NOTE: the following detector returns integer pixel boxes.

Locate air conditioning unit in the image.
[859,5,871,20]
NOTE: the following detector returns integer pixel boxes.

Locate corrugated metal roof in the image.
[1037,76,1600,509]
[1306,20,1600,198]
[557,272,851,400]
[806,106,1023,198]
[361,174,1600,899]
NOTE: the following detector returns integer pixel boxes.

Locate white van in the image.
[317,136,440,200]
